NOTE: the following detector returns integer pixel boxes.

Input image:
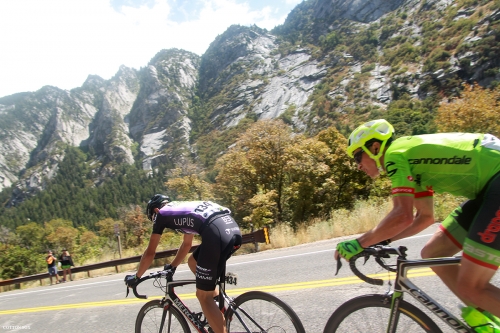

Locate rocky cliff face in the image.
[3,66,141,203]
[1,0,499,202]
[314,0,407,23]
[199,25,327,130]
[128,49,200,170]
[0,85,100,196]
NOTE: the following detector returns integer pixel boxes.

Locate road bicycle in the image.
[127,266,306,333]
[323,245,485,333]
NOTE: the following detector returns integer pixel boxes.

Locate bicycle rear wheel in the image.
[323,294,442,333]
[135,299,191,333]
[225,291,305,333]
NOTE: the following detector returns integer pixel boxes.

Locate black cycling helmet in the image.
[146,194,170,221]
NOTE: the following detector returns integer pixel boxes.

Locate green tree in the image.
[121,205,150,247]
[283,134,346,224]
[215,121,369,228]
[385,98,436,136]
[0,226,16,247]
[215,120,296,225]
[166,168,214,201]
[44,219,76,252]
[96,218,124,239]
[0,246,45,279]
[16,222,46,251]
[243,190,278,228]
[74,228,102,265]
[436,84,500,136]
[316,126,374,208]
[214,151,258,224]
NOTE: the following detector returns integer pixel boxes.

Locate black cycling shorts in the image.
[192,214,242,291]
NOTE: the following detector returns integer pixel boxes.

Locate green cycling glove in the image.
[336,239,363,260]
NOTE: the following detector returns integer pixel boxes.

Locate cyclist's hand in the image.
[163,264,176,274]
[336,239,363,261]
[124,274,139,288]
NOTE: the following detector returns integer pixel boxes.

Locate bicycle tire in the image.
[135,299,191,333]
[225,291,305,333]
[323,294,443,333]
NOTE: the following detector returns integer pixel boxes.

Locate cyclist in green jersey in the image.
[334,119,500,329]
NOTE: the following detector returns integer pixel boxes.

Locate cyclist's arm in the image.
[357,195,415,247]
[136,233,161,278]
[170,234,194,267]
[391,196,435,242]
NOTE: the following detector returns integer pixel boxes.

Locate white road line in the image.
[227,233,433,266]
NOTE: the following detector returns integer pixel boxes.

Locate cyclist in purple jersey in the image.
[125,194,242,333]
[334,119,500,329]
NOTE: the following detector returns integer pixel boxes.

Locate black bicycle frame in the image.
[161,279,210,333]
[158,277,256,333]
[387,256,474,333]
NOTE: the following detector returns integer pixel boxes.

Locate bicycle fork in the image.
[159,301,170,332]
[386,291,404,333]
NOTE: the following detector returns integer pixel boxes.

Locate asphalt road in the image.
[0,224,497,333]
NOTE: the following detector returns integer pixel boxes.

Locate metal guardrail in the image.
[0,227,270,288]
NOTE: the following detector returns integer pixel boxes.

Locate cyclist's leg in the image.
[421,228,465,302]
[458,258,500,316]
[188,249,198,274]
[190,249,226,332]
[197,289,226,333]
[211,215,242,300]
[421,198,479,304]
[195,217,235,333]
[458,172,500,317]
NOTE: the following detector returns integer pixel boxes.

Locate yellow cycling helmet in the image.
[347,119,394,172]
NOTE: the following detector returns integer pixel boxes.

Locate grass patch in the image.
[259,193,463,251]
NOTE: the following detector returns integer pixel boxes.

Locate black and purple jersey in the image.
[152,201,231,235]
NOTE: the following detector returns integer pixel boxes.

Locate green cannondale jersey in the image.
[384,133,500,199]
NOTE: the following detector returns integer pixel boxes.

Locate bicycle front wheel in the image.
[225,291,305,333]
[323,294,442,333]
[135,299,191,333]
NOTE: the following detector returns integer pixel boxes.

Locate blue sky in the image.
[0,0,302,98]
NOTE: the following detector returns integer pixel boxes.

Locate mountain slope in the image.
[0,0,499,225]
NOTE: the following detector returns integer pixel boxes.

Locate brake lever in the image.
[125,287,130,298]
[362,253,370,265]
[335,255,342,276]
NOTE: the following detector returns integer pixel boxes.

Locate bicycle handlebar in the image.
[126,269,175,299]
[336,245,408,286]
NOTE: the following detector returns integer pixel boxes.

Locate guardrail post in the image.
[251,224,259,252]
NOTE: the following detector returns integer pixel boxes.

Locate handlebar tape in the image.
[349,252,384,286]
[130,269,175,299]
